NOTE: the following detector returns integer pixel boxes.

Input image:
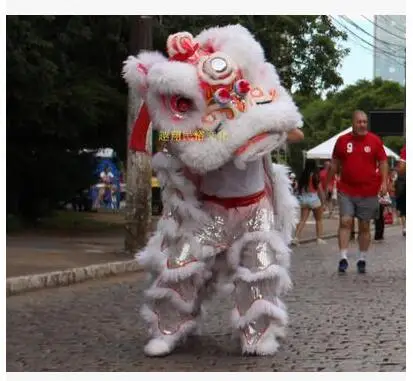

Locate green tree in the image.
[7,16,130,221]
[287,78,405,174]
[153,15,349,95]
[7,15,350,221]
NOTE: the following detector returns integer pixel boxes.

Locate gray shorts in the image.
[338,192,379,221]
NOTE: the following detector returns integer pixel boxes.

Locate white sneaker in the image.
[291,238,300,246]
[316,238,327,245]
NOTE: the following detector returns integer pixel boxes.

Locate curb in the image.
[6,234,339,296]
[6,259,142,297]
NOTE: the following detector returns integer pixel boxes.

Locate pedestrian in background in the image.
[293,159,326,246]
[319,160,337,217]
[396,145,406,236]
[327,110,388,274]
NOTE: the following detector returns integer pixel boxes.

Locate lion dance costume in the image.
[122,25,303,357]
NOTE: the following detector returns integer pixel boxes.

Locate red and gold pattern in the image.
[165,32,279,138]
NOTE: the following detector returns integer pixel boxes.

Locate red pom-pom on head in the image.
[234,79,251,96]
[214,88,232,105]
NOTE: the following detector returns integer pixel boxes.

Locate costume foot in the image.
[241,335,280,356]
[240,325,285,356]
[144,337,174,357]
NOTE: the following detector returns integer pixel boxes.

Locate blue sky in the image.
[333,17,375,87]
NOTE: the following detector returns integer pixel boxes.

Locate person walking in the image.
[388,169,398,217]
[396,145,406,236]
[374,191,392,242]
[319,160,336,217]
[327,110,388,274]
[292,159,326,245]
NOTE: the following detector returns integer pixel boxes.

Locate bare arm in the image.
[379,160,389,194]
[287,128,304,143]
[317,182,326,205]
[397,160,406,176]
[327,158,339,186]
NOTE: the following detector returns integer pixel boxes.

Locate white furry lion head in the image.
[123,24,302,173]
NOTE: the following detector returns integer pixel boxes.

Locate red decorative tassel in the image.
[129,103,151,154]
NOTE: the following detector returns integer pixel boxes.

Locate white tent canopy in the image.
[306,127,400,160]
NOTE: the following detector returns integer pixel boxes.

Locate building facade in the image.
[374,15,406,86]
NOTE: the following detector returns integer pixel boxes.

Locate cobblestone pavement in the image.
[7,227,405,371]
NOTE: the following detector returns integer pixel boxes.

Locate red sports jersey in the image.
[400,145,406,161]
[333,131,387,197]
[319,168,335,191]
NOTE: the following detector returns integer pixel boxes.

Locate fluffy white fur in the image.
[141,304,198,356]
[152,152,210,224]
[144,286,201,314]
[227,230,291,271]
[234,264,292,295]
[125,24,302,358]
[233,132,287,170]
[176,100,302,174]
[196,25,266,85]
[231,299,288,356]
[156,217,180,239]
[146,60,206,133]
[122,51,167,97]
[231,299,288,329]
[240,323,286,355]
[267,160,300,244]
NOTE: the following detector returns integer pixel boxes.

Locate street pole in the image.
[124,16,153,255]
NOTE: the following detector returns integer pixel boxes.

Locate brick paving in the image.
[6,227,405,371]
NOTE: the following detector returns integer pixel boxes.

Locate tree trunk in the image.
[124,16,153,255]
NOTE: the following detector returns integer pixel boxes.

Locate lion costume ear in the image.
[122,51,167,154]
[122,51,167,97]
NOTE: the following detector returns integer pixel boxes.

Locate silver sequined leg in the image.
[143,208,229,356]
[228,196,291,355]
[143,236,207,348]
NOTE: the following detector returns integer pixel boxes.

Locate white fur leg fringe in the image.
[141,304,197,357]
[231,300,288,356]
[234,264,292,295]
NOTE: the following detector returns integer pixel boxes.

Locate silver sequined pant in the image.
[146,194,290,349]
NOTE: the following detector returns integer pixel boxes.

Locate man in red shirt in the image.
[327,110,388,274]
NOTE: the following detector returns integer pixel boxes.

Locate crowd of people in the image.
[290,110,406,274]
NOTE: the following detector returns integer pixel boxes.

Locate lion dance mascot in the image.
[122,24,303,357]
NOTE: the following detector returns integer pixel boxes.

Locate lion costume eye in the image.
[170,95,193,114]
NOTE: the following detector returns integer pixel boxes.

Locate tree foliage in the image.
[154,15,349,95]
[7,16,130,220]
[288,78,405,173]
[7,15,349,221]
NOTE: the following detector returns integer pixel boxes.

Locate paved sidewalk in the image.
[7,216,346,278]
[6,228,405,371]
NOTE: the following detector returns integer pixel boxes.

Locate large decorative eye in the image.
[210,57,227,73]
[170,95,193,114]
[199,52,237,85]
